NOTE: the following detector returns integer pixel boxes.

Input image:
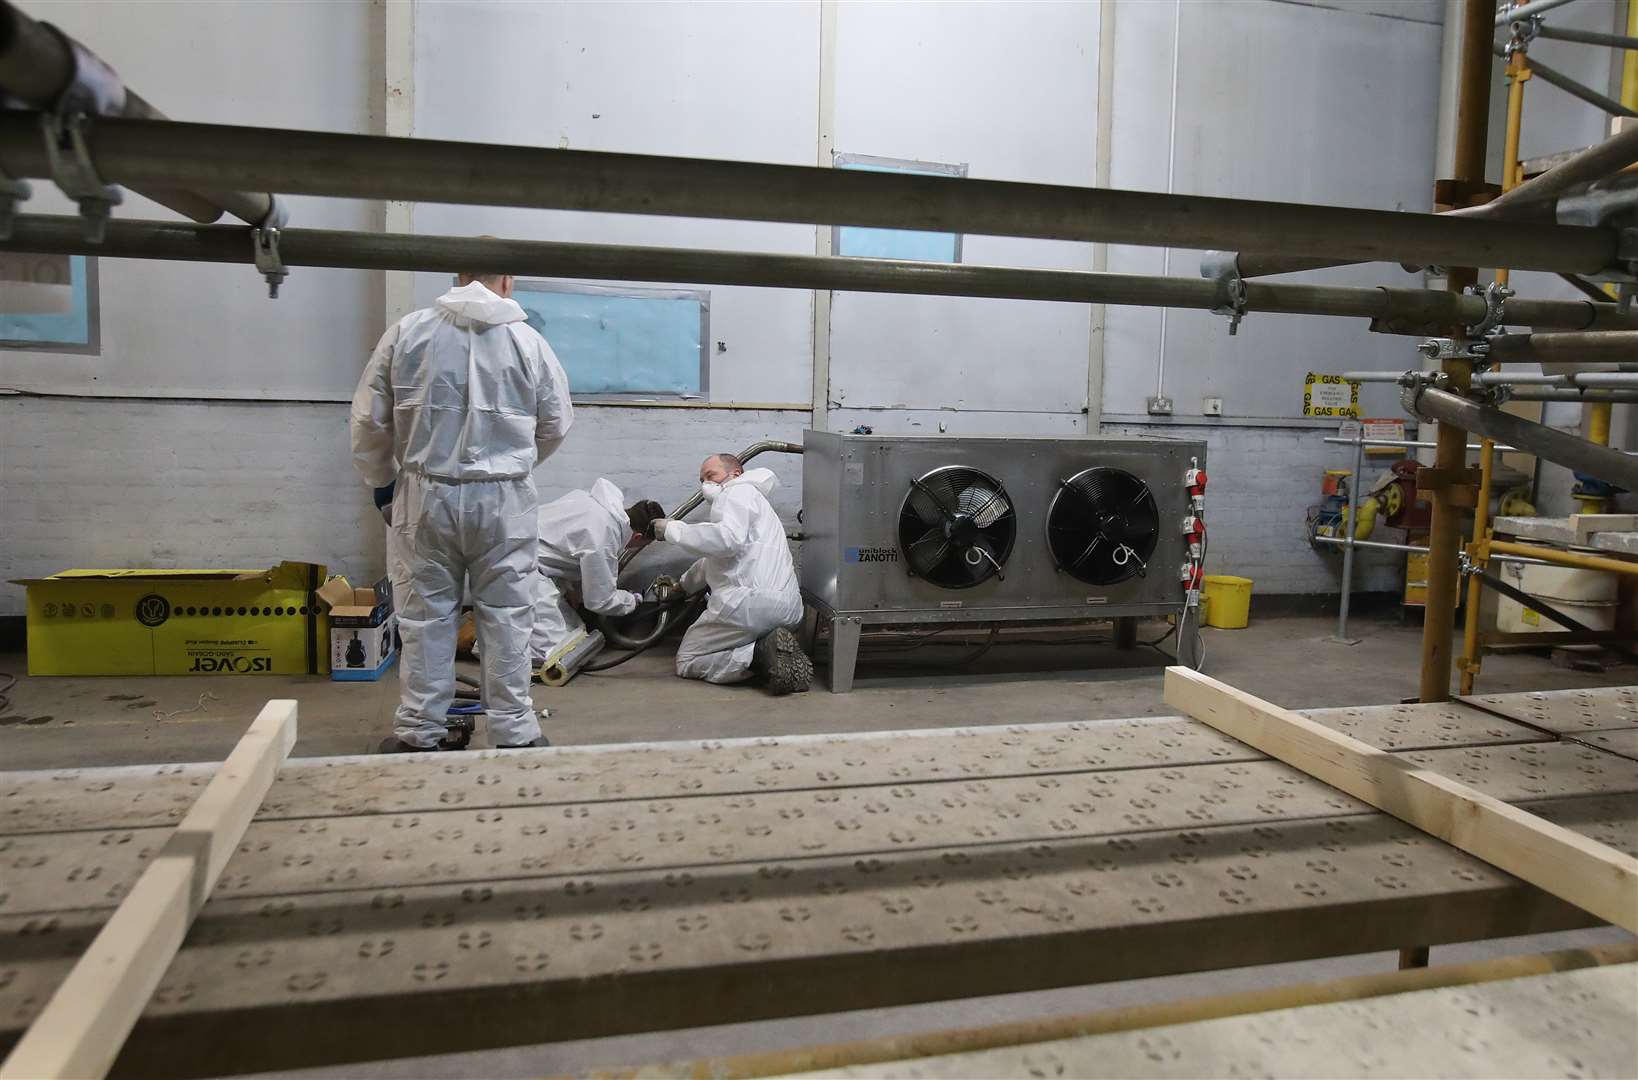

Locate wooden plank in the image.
[1163,668,1638,934]
[0,701,296,1080]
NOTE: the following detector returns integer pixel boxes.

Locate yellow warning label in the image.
[1304,372,1359,418]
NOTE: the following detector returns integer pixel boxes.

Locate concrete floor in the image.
[3,611,1635,771]
[2,611,1633,1077]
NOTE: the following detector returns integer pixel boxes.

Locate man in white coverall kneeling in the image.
[531,478,665,666]
[648,453,812,694]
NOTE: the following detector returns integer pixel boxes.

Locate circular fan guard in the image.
[896,466,1016,589]
[1047,467,1159,586]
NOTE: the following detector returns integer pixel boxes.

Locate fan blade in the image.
[906,527,950,574]
[1068,533,1105,571]
[907,526,944,550]
[909,476,957,525]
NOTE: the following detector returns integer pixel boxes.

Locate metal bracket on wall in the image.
[252,226,287,299]
[1211,272,1248,336]
[40,112,120,243]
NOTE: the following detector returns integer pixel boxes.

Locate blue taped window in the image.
[0,254,98,352]
[835,155,967,264]
[513,282,709,398]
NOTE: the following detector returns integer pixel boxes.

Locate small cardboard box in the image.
[321,577,398,682]
[18,561,334,676]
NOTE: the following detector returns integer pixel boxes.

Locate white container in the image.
[1493,560,1617,634]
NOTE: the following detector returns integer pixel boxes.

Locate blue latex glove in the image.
[373,482,396,523]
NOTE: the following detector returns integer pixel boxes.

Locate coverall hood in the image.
[587,477,629,526]
[435,281,528,327]
[727,467,779,497]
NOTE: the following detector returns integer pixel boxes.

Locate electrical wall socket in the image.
[1202,397,1223,416]
[1146,395,1173,416]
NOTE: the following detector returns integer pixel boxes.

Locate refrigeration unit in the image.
[800,430,1208,691]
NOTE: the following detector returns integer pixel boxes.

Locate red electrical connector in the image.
[1179,562,1204,589]
[1185,464,1207,512]
[1182,514,1205,560]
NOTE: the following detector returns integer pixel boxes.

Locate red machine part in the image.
[1182,514,1205,560]
[1185,467,1207,511]
[1384,458,1430,530]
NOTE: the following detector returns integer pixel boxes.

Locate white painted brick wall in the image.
[0,398,807,615]
[3,400,1400,616]
[1102,423,1404,596]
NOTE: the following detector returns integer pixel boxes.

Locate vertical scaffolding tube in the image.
[1335,432,1365,642]
[1420,0,1493,704]
[1458,43,1528,695]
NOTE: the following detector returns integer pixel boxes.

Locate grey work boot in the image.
[753,627,813,696]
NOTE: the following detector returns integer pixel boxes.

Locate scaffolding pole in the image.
[0,1,279,227]
[1405,384,1638,491]
[1420,0,1494,705]
[1207,122,1638,281]
[0,113,1621,274]
[3,215,1635,333]
[1487,330,1638,364]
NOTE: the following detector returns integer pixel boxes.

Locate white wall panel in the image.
[0,0,377,400]
[1102,0,1441,419]
[826,0,1099,420]
[411,0,820,405]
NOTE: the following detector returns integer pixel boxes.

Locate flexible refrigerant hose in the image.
[583,593,706,672]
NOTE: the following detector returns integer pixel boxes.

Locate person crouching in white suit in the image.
[531,479,664,666]
[648,453,811,694]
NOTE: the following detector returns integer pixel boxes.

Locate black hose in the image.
[582,594,706,673]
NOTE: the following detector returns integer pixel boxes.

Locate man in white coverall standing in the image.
[351,267,573,752]
[648,453,812,694]
[531,479,664,665]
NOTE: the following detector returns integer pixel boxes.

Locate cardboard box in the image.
[18,562,334,676]
[321,577,399,682]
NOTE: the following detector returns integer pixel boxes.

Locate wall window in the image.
[513,281,709,399]
[834,154,966,264]
[0,254,99,353]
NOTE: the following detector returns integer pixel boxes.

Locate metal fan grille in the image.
[1047,467,1159,586]
[897,466,1016,589]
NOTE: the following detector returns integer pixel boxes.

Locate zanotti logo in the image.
[845,546,899,564]
[134,594,171,627]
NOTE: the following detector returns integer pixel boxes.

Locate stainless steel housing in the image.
[800,430,1207,690]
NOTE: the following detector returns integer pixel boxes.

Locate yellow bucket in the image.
[1202,575,1252,629]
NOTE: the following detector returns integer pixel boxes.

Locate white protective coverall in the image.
[665,468,803,684]
[351,281,573,748]
[531,478,640,662]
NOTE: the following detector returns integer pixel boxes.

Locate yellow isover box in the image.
[17,562,336,676]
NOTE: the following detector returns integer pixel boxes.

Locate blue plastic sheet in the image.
[0,255,93,347]
[836,162,961,263]
[514,286,704,396]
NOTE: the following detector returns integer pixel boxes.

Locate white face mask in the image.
[700,481,723,502]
